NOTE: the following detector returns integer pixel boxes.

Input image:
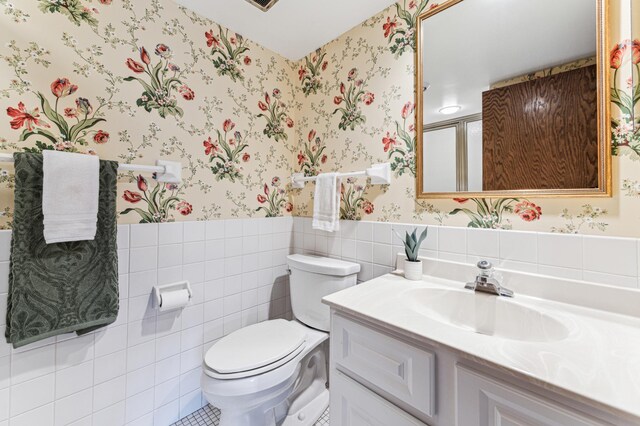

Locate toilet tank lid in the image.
[287,254,360,276]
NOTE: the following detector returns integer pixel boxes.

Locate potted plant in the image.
[395,227,428,280]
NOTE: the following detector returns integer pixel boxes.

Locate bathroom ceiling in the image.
[422,0,596,124]
[174,0,397,60]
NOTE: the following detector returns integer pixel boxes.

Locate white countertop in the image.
[323,272,640,422]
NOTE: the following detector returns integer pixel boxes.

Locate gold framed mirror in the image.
[415,0,611,199]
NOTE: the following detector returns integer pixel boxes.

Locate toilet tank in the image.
[287,254,360,332]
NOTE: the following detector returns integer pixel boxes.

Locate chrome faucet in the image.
[465,260,514,297]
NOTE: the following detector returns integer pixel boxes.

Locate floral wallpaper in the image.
[1,0,639,238]
[292,0,640,238]
[0,0,298,226]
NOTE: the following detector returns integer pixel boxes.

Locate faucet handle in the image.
[477,260,493,270]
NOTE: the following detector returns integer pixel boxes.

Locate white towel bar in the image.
[291,162,391,189]
[0,153,182,183]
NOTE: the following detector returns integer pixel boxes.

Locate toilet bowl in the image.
[201,255,360,426]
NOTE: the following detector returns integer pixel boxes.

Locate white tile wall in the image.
[291,218,640,290]
[1,216,639,425]
[0,217,293,426]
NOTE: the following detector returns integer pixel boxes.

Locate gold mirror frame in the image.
[414,0,612,199]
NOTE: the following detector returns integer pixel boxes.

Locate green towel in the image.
[5,152,120,348]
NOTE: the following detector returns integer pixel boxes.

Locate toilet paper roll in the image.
[159,288,190,312]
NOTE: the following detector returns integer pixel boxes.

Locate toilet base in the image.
[218,407,278,426]
[281,388,329,426]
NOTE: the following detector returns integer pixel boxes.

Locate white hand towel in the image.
[312,172,341,232]
[42,150,100,244]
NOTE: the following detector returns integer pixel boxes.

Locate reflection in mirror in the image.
[416,0,610,197]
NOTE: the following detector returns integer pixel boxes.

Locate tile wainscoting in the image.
[0,216,639,426]
[0,217,294,426]
[291,217,640,289]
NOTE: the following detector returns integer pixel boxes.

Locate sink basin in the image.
[401,288,570,342]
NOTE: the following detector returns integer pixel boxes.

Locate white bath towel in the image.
[42,150,100,244]
[312,172,341,232]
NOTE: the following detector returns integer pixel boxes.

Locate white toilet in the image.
[201,254,360,426]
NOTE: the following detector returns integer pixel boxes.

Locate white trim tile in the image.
[159,222,183,246]
[467,228,499,258]
[154,376,179,409]
[155,333,181,362]
[205,220,225,240]
[155,355,180,385]
[583,235,637,277]
[117,225,130,250]
[127,341,155,372]
[438,226,466,255]
[130,224,158,248]
[582,271,638,288]
[0,261,9,294]
[538,265,583,281]
[0,356,8,390]
[125,387,154,423]
[183,222,206,243]
[10,372,55,416]
[129,247,158,273]
[224,220,243,239]
[538,233,582,269]
[356,221,373,242]
[159,244,183,268]
[93,401,125,426]
[126,364,155,398]
[499,230,537,263]
[205,240,225,261]
[8,403,53,426]
[242,219,259,236]
[0,232,12,262]
[183,242,205,265]
[155,399,180,426]
[92,375,126,412]
[0,388,7,422]
[372,222,392,244]
[94,351,125,385]
[56,360,93,398]
[54,387,93,426]
[11,343,55,384]
[183,262,205,285]
[94,325,127,358]
[56,334,94,369]
[157,266,184,286]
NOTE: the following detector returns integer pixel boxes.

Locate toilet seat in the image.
[204,319,307,380]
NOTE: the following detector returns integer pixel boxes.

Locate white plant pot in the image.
[404,260,423,281]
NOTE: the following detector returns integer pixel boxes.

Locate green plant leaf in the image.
[36,92,68,136]
[18,128,58,144]
[121,207,155,222]
[68,117,105,143]
[416,227,428,248]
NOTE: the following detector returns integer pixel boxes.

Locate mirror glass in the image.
[416,0,610,197]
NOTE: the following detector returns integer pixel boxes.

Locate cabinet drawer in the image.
[456,365,607,426]
[331,370,427,426]
[331,313,435,419]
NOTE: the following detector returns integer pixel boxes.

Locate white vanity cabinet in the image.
[329,311,632,426]
[456,366,604,426]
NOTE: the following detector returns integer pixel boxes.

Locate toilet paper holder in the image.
[153,281,193,309]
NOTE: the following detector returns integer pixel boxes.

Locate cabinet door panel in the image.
[456,365,607,426]
[331,370,427,426]
[331,314,435,419]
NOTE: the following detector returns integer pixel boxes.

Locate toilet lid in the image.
[204,319,307,375]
